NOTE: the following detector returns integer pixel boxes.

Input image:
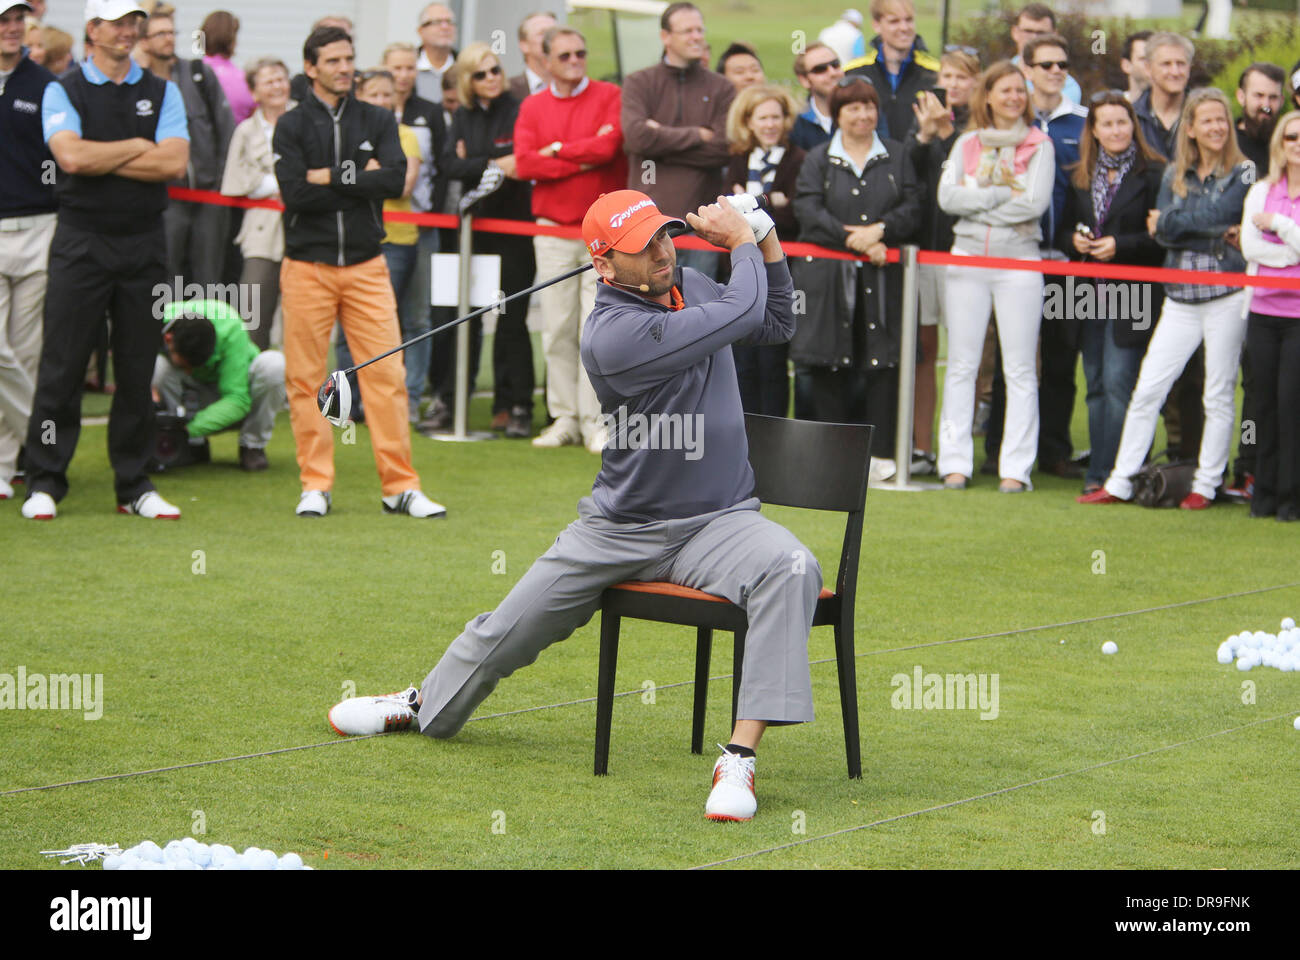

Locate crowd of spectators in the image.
[3,0,1299,521]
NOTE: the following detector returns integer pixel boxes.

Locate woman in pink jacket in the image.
[1240,111,1300,522]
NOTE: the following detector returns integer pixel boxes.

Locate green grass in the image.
[3,355,1299,869]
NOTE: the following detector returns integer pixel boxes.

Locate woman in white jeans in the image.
[1080,88,1253,510]
[937,61,1054,492]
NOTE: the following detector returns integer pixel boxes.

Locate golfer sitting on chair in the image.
[328,190,818,822]
[152,299,287,472]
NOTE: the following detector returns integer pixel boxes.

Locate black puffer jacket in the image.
[790,137,921,369]
[274,91,406,266]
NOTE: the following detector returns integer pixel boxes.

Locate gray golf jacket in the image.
[581,243,795,523]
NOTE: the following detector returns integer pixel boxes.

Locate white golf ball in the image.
[1293,715,1300,730]
[277,853,304,870]
[1283,618,1296,631]
[1102,641,1118,655]
[103,855,122,870]
[1217,645,1234,664]
[1237,656,1255,671]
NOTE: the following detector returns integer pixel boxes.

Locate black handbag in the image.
[1131,450,1197,508]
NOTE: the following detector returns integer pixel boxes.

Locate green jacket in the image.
[161,299,261,437]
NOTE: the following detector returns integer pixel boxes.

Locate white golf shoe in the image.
[21,491,56,520]
[531,418,581,449]
[296,490,331,517]
[705,745,757,822]
[328,687,420,736]
[382,489,446,518]
[118,491,181,519]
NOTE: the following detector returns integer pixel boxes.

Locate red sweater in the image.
[514,79,627,226]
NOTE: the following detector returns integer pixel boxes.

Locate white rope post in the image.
[454,213,473,439]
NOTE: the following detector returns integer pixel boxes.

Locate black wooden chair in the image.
[594,414,874,779]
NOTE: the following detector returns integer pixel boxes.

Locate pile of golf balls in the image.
[102,838,311,870]
[1216,618,1299,672]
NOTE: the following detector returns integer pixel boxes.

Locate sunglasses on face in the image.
[472,64,503,81]
[807,58,841,75]
[556,49,587,62]
[1033,60,1069,72]
[1285,132,1300,142]
[421,17,454,28]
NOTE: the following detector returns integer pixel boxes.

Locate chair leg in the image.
[594,612,621,776]
[731,626,746,736]
[833,619,862,779]
[692,627,712,754]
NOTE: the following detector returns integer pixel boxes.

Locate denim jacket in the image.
[1154,161,1254,274]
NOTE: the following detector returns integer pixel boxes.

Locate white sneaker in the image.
[383,489,446,518]
[296,490,331,517]
[0,478,12,500]
[531,418,581,448]
[327,687,419,736]
[584,424,608,455]
[868,456,897,483]
[705,745,757,821]
[118,490,181,519]
[21,491,56,520]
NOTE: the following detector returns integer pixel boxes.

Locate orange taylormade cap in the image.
[582,190,685,257]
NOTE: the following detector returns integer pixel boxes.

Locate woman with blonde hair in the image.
[1081,87,1254,509]
[438,42,536,437]
[724,84,804,417]
[937,60,1055,492]
[1238,110,1300,520]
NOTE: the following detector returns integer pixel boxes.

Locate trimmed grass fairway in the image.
[3,397,1298,870]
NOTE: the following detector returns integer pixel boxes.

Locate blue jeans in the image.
[385,238,428,420]
[1080,315,1144,486]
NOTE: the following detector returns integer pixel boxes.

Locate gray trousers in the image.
[164,200,231,289]
[419,496,821,738]
[152,350,286,449]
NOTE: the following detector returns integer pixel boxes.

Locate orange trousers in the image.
[282,256,420,497]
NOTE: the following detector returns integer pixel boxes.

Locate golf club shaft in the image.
[341,261,593,377]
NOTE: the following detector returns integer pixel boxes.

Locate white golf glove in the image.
[722,193,776,244]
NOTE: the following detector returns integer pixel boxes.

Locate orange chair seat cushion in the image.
[609,581,834,603]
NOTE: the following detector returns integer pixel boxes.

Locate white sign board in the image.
[431,254,503,308]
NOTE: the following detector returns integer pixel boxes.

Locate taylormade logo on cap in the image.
[610,199,655,230]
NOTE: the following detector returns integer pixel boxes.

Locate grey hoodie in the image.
[581,244,795,523]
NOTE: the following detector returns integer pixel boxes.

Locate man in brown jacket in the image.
[621,1,734,274]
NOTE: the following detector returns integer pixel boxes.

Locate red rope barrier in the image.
[168,185,1300,290]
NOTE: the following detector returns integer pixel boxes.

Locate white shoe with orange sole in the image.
[328,687,419,736]
[705,745,757,821]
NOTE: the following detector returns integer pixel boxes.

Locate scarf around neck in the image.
[967,121,1043,190]
[1092,142,1137,229]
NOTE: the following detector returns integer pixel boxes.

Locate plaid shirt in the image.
[1164,249,1238,303]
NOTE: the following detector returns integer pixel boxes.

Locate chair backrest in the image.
[744,414,874,602]
[744,414,873,514]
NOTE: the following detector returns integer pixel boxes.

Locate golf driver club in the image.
[317,194,772,425]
